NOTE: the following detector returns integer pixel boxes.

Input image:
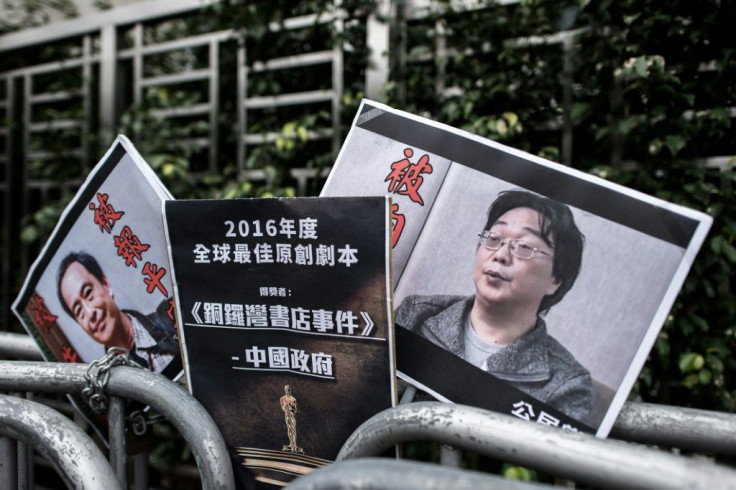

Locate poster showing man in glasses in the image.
[322,100,712,436]
[395,190,592,423]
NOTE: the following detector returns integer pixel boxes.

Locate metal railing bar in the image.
[0,333,43,361]
[24,178,84,189]
[611,402,736,457]
[28,120,83,132]
[290,167,332,196]
[27,91,83,104]
[108,396,127,488]
[286,458,551,490]
[250,51,335,72]
[242,127,334,144]
[117,29,232,59]
[2,333,734,459]
[149,103,212,119]
[0,0,204,52]
[133,452,149,490]
[439,444,462,467]
[170,137,210,149]
[268,11,342,33]
[337,402,736,490]
[404,0,522,20]
[1,57,94,78]
[26,149,84,160]
[245,90,333,109]
[0,394,122,490]
[0,361,235,490]
[0,437,18,489]
[139,69,211,87]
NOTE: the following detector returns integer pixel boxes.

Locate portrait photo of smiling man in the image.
[56,250,179,373]
[396,190,593,423]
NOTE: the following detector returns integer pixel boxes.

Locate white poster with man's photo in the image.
[321,99,712,436]
[12,135,182,384]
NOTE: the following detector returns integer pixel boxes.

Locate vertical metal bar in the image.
[561,36,573,166]
[133,23,144,106]
[133,451,149,490]
[17,439,29,490]
[434,18,446,98]
[365,0,391,101]
[108,396,127,488]
[331,0,344,157]
[0,436,18,489]
[439,444,462,467]
[0,76,13,330]
[399,384,416,404]
[100,24,118,137]
[20,73,31,276]
[395,2,407,107]
[82,34,92,171]
[209,39,219,173]
[237,43,246,173]
[10,392,29,490]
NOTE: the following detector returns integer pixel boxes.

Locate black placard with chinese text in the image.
[164,197,397,490]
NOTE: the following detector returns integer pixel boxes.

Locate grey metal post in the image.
[108,396,127,487]
[0,394,122,490]
[0,332,43,360]
[612,401,736,456]
[439,444,461,467]
[399,384,417,405]
[286,458,551,490]
[365,0,391,101]
[338,401,736,490]
[100,23,118,136]
[0,361,235,490]
[133,451,149,490]
[0,436,18,489]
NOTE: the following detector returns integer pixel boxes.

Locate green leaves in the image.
[679,352,705,373]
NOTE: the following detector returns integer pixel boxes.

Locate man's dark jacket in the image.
[123,299,179,368]
[395,295,593,423]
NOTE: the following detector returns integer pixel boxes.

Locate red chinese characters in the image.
[143,261,169,297]
[89,192,169,299]
[61,345,80,363]
[88,192,124,233]
[385,148,433,206]
[114,225,151,267]
[383,147,434,248]
[28,294,58,332]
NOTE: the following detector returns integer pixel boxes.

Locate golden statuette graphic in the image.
[280,385,303,454]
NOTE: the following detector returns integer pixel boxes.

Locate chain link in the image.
[83,347,142,413]
[128,410,165,436]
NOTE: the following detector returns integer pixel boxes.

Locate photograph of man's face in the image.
[58,258,125,347]
[472,207,560,322]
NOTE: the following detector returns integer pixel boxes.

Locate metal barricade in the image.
[3,331,736,489]
[337,402,736,490]
[286,458,551,490]
[611,402,736,456]
[0,359,235,490]
[0,394,122,489]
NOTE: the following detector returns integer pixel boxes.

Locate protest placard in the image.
[322,100,712,436]
[164,196,396,488]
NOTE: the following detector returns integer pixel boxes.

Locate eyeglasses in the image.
[478,231,553,260]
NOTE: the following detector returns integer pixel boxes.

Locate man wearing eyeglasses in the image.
[395,190,593,423]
